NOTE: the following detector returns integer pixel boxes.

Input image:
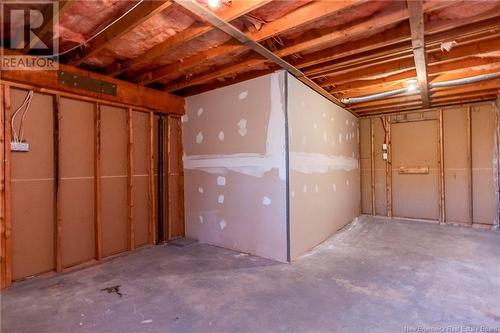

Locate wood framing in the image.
[54,95,62,272]
[71,1,173,66]
[127,108,135,251]
[94,103,103,261]
[466,106,473,224]
[165,116,171,240]
[407,0,430,107]
[2,85,12,287]
[0,84,7,289]
[148,113,156,245]
[370,118,376,216]
[0,58,184,115]
[385,116,393,218]
[438,108,445,223]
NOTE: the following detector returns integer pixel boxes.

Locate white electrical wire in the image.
[11,90,34,143]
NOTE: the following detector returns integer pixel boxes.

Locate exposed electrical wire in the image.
[11,90,34,143]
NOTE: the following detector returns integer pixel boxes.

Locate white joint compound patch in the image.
[346,179,350,186]
[322,112,326,118]
[219,219,227,230]
[290,153,358,173]
[217,176,226,186]
[315,184,319,193]
[238,119,248,136]
[238,91,248,100]
[313,123,318,130]
[323,132,328,142]
[181,115,189,123]
[262,196,271,206]
[290,190,295,198]
[345,119,349,125]
[199,215,203,224]
[218,194,224,204]
[198,187,204,194]
[196,132,203,144]
[338,134,343,144]
[218,131,225,141]
[197,108,204,117]
[333,184,337,192]
[303,184,307,193]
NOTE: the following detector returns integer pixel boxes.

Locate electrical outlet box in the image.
[382,152,388,161]
[11,142,29,152]
[382,143,388,151]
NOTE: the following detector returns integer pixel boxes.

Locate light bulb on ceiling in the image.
[208,0,220,9]
[406,80,418,92]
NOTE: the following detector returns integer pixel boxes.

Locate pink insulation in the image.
[58,0,133,46]
[85,5,197,67]
[429,0,500,20]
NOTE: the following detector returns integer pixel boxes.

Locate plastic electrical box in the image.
[11,142,29,152]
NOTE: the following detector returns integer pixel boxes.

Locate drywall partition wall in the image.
[10,89,55,279]
[60,98,95,268]
[183,72,288,262]
[287,74,360,261]
[360,102,499,227]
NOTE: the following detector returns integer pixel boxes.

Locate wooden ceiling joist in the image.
[135,0,365,86]
[70,0,173,66]
[21,0,75,54]
[106,0,273,77]
[171,0,348,110]
[407,0,430,107]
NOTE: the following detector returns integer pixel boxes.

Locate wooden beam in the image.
[170,0,346,109]
[94,103,102,261]
[320,58,415,87]
[370,118,376,216]
[407,0,430,107]
[0,85,4,289]
[164,4,411,92]
[108,0,273,76]
[385,116,392,218]
[71,1,173,66]
[296,23,411,70]
[177,117,185,237]
[21,1,75,53]
[127,108,135,251]
[165,116,170,241]
[466,106,473,224]
[438,108,445,223]
[0,54,184,114]
[54,95,62,272]
[2,85,12,287]
[148,113,156,244]
[135,0,365,85]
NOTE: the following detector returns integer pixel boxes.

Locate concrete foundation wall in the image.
[286,75,360,260]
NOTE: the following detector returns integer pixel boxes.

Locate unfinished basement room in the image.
[1,0,500,332]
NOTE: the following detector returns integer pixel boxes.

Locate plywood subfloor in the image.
[2,217,500,332]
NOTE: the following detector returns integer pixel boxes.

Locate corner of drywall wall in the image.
[286,73,360,261]
[284,71,291,262]
[182,71,289,262]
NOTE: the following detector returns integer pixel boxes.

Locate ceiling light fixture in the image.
[207,0,220,9]
[406,80,418,92]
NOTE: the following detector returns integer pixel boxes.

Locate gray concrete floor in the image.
[2,216,500,333]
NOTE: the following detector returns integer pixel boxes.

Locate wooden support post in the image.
[54,95,62,272]
[166,116,171,240]
[386,116,393,218]
[126,108,135,251]
[0,85,6,289]
[148,113,156,244]
[370,118,376,216]
[2,85,12,287]
[177,117,185,237]
[438,109,445,223]
[466,106,473,224]
[94,103,102,260]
